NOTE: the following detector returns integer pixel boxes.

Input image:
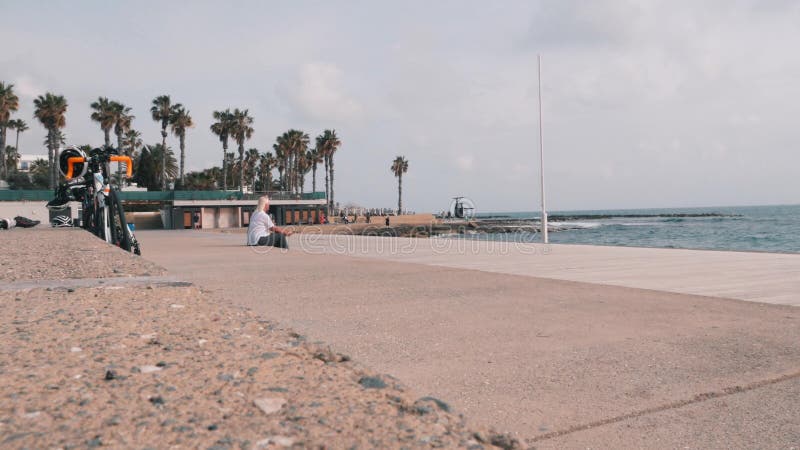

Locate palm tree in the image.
[210,109,234,190]
[391,156,409,214]
[274,129,309,194]
[259,151,275,191]
[273,134,289,190]
[122,129,143,187]
[300,149,314,193]
[9,119,28,157]
[229,108,254,195]
[29,158,50,189]
[290,130,310,194]
[4,145,19,172]
[135,143,178,190]
[272,144,286,190]
[309,147,324,193]
[184,168,219,190]
[33,93,68,189]
[0,82,20,179]
[110,102,133,151]
[224,152,236,187]
[151,95,181,190]
[316,129,341,213]
[170,107,193,186]
[245,148,260,193]
[90,97,116,147]
[109,101,134,185]
[123,129,143,160]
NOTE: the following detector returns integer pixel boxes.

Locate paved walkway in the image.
[291,234,800,306]
[137,230,800,447]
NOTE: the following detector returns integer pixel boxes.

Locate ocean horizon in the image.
[467,203,800,254]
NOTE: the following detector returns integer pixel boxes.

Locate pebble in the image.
[253,397,286,415]
[255,436,295,448]
[358,376,387,389]
[170,304,185,309]
[139,365,162,374]
[70,347,82,352]
[416,396,451,413]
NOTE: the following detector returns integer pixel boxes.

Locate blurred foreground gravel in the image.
[0,228,519,449]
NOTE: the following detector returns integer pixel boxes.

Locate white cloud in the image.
[455,155,475,172]
[12,75,45,99]
[280,62,363,123]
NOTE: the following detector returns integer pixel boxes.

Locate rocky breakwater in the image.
[299,221,541,239]
[0,228,521,449]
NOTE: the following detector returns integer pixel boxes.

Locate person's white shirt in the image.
[247,211,274,245]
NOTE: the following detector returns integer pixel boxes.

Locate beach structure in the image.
[14,153,48,172]
[161,191,326,229]
[0,189,326,229]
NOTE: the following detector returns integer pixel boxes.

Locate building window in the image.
[20,162,30,171]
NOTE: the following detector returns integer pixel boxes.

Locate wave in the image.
[616,222,659,227]
[551,221,602,230]
[548,213,739,221]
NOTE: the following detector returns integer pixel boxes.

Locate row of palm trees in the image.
[2,82,363,213]
[1,82,343,200]
[89,95,193,189]
[209,109,342,209]
[0,119,28,175]
[0,82,29,180]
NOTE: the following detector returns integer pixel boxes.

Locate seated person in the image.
[246,196,293,248]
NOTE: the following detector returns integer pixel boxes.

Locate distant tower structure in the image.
[452,197,474,219]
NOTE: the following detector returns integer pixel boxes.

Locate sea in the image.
[470,204,800,254]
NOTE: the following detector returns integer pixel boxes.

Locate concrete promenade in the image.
[138,230,800,447]
[292,233,800,306]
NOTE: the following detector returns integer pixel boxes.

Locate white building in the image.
[17,154,48,172]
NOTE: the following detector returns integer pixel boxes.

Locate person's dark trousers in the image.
[257,234,288,249]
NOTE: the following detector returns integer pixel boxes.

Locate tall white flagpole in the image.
[538,54,549,244]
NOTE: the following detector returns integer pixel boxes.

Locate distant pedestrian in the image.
[385,216,390,227]
[193,212,200,229]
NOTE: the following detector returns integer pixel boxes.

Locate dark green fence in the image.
[0,190,326,202]
[0,190,52,201]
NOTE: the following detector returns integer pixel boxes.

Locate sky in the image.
[2,0,799,212]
